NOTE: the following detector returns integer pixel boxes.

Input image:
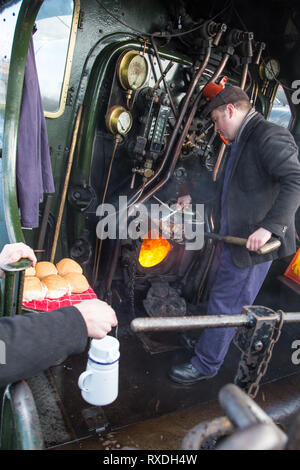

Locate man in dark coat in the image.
[169,85,300,384]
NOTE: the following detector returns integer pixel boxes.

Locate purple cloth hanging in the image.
[16,35,55,228]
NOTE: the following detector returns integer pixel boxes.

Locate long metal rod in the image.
[130,311,300,333]
[131,314,248,332]
[50,105,83,263]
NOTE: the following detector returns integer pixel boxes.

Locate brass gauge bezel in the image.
[117,50,149,90]
[259,58,280,81]
[106,105,133,135]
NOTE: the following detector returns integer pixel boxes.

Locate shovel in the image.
[204,232,281,255]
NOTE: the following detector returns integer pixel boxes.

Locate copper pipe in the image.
[240,63,248,91]
[209,52,231,83]
[253,42,265,66]
[50,105,83,263]
[137,48,232,203]
[213,142,227,182]
[126,40,213,206]
[213,55,248,182]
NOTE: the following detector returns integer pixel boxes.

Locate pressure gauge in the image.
[259,59,280,81]
[117,50,149,90]
[106,105,133,135]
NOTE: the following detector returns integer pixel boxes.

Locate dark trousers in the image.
[191,243,272,375]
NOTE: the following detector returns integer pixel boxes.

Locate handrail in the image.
[0,260,43,449]
[0,381,44,450]
[1,0,44,244]
[130,308,300,333]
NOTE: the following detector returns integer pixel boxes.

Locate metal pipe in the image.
[130,313,248,332]
[216,384,287,450]
[181,416,233,450]
[136,47,233,205]
[130,310,300,333]
[218,383,275,428]
[209,52,231,83]
[216,423,287,450]
[127,39,213,205]
[0,381,44,450]
[240,63,248,90]
[50,105,83,263]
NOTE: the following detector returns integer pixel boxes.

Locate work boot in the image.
[168,361,217,385]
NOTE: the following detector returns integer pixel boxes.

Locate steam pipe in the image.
[135,45,233,205]
[127,39,213,206]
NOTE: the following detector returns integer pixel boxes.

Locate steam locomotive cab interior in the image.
[2,0,300,449]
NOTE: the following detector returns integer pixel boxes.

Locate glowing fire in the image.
[138,236,172,268]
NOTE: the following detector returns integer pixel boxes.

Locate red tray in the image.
[22,287,98,312]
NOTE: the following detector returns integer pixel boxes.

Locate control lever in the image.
[204,232,281,255]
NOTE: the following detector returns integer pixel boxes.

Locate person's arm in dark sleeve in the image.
[259,126,300,237]
[0,306,88,387]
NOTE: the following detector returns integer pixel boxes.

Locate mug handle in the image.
[78,370,93,392]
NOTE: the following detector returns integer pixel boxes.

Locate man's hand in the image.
[0,243,37,267]
[75,299,118,339]
[246,227,272,252]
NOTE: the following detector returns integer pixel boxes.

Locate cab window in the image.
[0,0,76,150]
[267,84,293,129]
[33,0,75,115]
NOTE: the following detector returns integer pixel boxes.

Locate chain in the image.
[247,310,284,399]
[128,256,137,318]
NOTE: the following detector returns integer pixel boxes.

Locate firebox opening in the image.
[138,236,172,268]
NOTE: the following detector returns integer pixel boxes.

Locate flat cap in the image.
[203,84,250,116]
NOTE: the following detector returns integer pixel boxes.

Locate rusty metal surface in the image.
[181,416,233,450]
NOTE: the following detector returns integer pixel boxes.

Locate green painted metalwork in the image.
[1,0,44,244]
[0,381,44,450]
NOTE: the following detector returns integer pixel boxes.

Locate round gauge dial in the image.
[106,105,133,135]
[117,50,149,90]
[259,59,280,81]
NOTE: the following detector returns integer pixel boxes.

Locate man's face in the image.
[210,104,238,142]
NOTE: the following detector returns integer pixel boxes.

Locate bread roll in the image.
[35,261,57,279]
[42,274,69,299]
[25,266,36,277]
[23,276,46,302]
[56,258,83,276]
[63,272,89,293]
